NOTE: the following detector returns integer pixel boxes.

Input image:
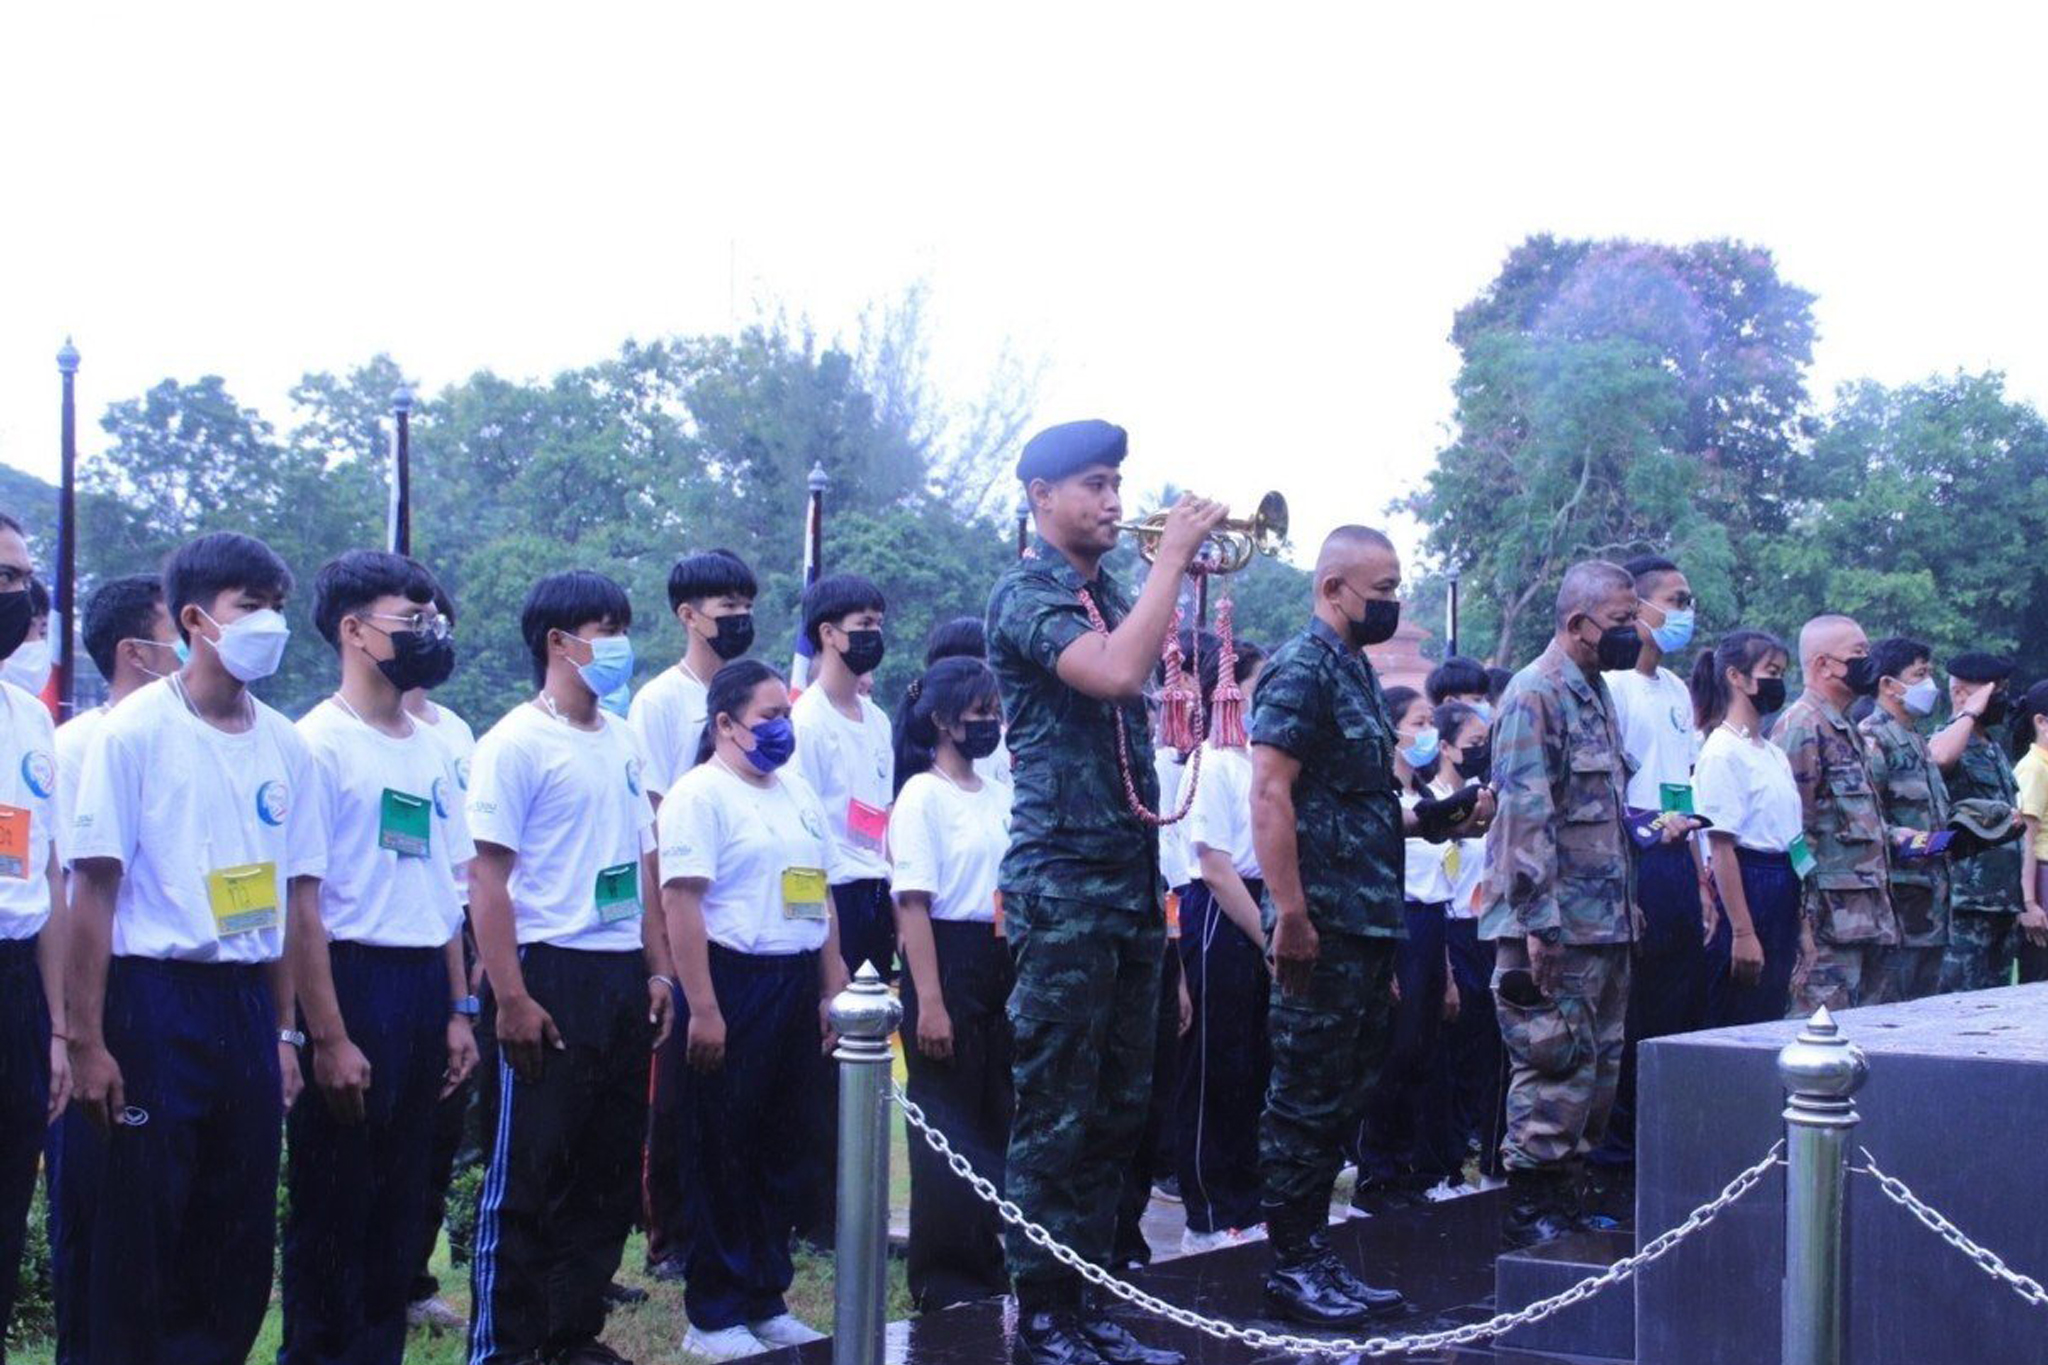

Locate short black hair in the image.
[801,573,886,649]
[924,616,987,666]
[82,574,164,681]
[1624,554,1681,595]
[163,532,294,642]
[667,549,757,613]
[1870,635,1933,684]
[26,577,48,619]
[521,570,633,685]
[694,658,788,767]
[1426,654,1491,704]
[312,549,439,649]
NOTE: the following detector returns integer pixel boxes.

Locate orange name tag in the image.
[1166,889,1181,940]
[993,889,1005,940]
[847,798,889,854]
[0,805,29,880]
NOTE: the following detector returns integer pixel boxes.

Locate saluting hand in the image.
[1153,495,1230,573]
[314,1035,374,1125]
[1270,910,1320,998]
[498,993,565,1082]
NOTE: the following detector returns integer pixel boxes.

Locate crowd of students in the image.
[0,507,2043,1365]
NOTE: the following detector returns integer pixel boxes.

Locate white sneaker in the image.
[1179,1227,1237,1254]
[1424,1178,1473,1203]
[682,1322,768,1360]
[1235,1222,1268,1243]
[747,1314,826,1347]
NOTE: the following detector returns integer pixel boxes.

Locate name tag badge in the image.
[1444,843,1463,880]
[993,889,1005,940]
[782,866,829,921]
[207,861,280,936]
[1789,834,1818,881]
[1659,782,1695,816]
[378,789,432,858]
[595,862,641,924]
[847,798,889,854]
[0,805,30,880]
[1165,889,1181,940]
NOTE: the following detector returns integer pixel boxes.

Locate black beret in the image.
[1016,419,1127,485]
[1948,652,2015,684]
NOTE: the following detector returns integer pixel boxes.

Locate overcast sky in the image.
[3,2,2043,567]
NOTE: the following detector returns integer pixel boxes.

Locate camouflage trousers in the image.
[1940,910,2019,992]
[1493,941,1629,1172]
[1880,945,1946,1002]
[1790,938,1892,1016]
[1002,893,1163,1297]
[1257,930,1398,1208]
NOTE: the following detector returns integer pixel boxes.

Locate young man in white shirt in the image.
[629,549,755,1279]
[280,550,480,1365]
[55,575,179,843]
[63,530,327,1364]
[1594,553,1708,1178]
[464,570,676,1365]
[0,514,67,1350]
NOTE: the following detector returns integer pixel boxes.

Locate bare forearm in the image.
[893,895,944,1005]
[1253,793,1307,920]
[661,885,720,1016]
[286,879,345,1041]
[1708,838,1755,935]
[468,859,529,1006]
[38,851,66,1034]
[263,957,294,1031]
[640,850,675,979]
[1198,849,1265,944]
[443,937,467,1004]
[64,867,117,1048]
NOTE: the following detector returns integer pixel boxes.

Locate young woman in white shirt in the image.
[1690,629,1804,1025]
[889,656,1013,1311]
[1433,698,1506,1184]
[658,659,849,1359]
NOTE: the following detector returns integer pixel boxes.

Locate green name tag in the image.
[595,862,640,924]
[1659,782,1695,816]
[1788,833,1818,880]
[379,789,432,858]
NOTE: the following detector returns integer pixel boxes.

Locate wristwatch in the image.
[278,1028,307,1049]
[452,995,482,1018]
[1535,926,1563,946]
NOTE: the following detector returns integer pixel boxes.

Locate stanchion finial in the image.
[1778,1008,1868,1104]
[829,962,900,1042]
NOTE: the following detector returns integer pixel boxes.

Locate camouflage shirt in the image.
[987,535,1160,913]
[1482,639,1636,946]
[1773,692,1898,946]
[1944,730,2024,916]
[1248,617,1403,938]
[1859,708,1951,889]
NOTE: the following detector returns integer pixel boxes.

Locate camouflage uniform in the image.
[987,536,1163,1299]
[1940,731,2025,991]
[1250,618,1404,1210]
[1484,640,1636,1172]
[1773,693,1900,1013]
[1860,708,1951,1001]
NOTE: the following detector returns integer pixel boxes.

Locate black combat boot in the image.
[1502,1167,1573,1249]
[1078,1302,1184,1365]
[1305,1224,1406,1316]
[1261,1199,1375,1329]
[1015,1282,1108,1365]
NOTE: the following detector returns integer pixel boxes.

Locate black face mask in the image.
[378,629,457,693]
[1750,676,1787,715]
[958,718,1003,761]
[1347,596,1401,649]
[1843,656,1880,697]
[1455,741,1491,783]
[0,591,29,663]
[707,612,755,662]
[839,628,886,676]
[1594,622,1644,672]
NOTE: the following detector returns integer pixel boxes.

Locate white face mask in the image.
[0,638,51,695]
[200,608,290,683]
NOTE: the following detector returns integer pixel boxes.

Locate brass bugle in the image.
[1117,491,1289,574]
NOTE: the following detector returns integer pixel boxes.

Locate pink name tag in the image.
[848,798,889,853]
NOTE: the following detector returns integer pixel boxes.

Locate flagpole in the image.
[54,338,80,719]
[388,382,413,556]
[792,463,827,691]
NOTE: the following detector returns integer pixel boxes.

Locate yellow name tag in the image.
[207,861,280,936]
[1444,844,1462,880]
[781,866,828,921]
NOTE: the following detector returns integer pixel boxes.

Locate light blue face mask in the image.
[1400,725,1440,769]
[1469,700,1494,725]
[573,633,635,699]
[1650,607,1696,654]
[1901,676,1940,718]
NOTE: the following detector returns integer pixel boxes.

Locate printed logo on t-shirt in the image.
[454,757,470,791]
[255,780,290,827]
[800,807,825,841]
[626,758,643,797]
[432,776,451,820]
[19,752,54,800]
[1669,705,1690,735]
[873,751,889,782]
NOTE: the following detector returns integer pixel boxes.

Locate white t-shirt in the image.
[69,679,327,964]
[1156,750,1194,889]
[1606,666,1702,810]
[298,700,476,948]
[1187,743,1260,880]
[629,663,710,799]
[1401,786,1456,905]
[1693,723,1805,854]
[55,702,107,869]
[1447,810,1488,921]
[889,771,1011,923]
[414,700,477,899]
[465,702,655,952]
[658,759,836,954]
[790,687,895,883]
[0,683,57,940]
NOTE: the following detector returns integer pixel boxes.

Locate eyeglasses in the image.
[363,611,451,641]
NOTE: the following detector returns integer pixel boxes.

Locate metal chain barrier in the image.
[893,1082,1783,1356]
[1854,1147,2048,1311]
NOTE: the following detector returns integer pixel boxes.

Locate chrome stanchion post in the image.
[1776,1007,1868,1365]
[830,964,901,1365]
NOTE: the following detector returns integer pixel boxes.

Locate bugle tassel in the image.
[1157,606,1200,753]
[1210,595,1247,749]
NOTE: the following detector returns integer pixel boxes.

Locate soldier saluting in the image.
[986,420,1223,1365]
